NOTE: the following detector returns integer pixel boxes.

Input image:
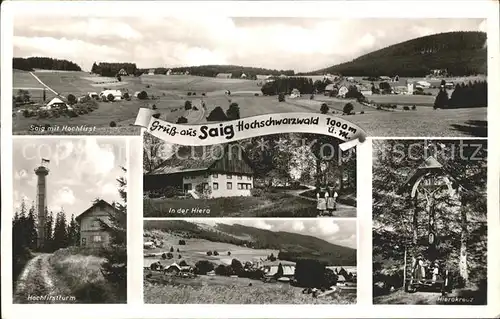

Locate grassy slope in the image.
[143,220,356,265]
[143,192,317,218]
[144,273,355,304]
[13,71,486,137]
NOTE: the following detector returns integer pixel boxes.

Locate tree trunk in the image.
[459,203,468,284]
[412,196,418,245]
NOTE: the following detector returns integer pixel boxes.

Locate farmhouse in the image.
[336,275,347,286]
[216,73,232,79]
[144,241,155,249]
[256,74,272,80]
[148,69,155,75]
[45,97,68,110]
[324,84,336,95]
[117,68,128,76]
[416,80,431,88]
[337,86,349,98]
[379,76,392,81]
[100,89,123,100]
[356,84,372,96]
[240,73,247,79]
[75,199,119,248]
[165,263,181,274]
[290,88,301,98]
[166,69,172,75]
[88,92,99,99]
[144,144,254,198]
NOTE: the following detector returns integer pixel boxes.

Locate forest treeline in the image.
[144,220,356,265]
[13,57,82,71]
[305,31,487,77]
[166,65,295,78]
[12,201,79,281]
[91,62,138,77]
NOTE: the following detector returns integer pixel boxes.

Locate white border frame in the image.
[2,1,499,318]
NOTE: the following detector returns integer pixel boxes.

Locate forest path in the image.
[13,253,74,304]
[279,186,356,217]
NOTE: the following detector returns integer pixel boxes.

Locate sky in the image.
[13,138,127,222]
[192,219,357,249]
[13,17,486,73]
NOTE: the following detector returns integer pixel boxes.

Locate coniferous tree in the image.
[100,167,127,301]
[27,203,38,250]
[53,211,68,250]
[67,214,80,246]
[44,210,54,252]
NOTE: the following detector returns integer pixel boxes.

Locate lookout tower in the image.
[35,162,49,249]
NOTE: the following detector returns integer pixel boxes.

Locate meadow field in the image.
[144,274,356,304]
[13,70,487,137]
[144,232,278,267]
[143,231,356,304]
[143,192,319,218]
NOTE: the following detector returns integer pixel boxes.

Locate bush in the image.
[215,264,231,276]
[110,121,117,127]
[170,247,174,253]
[67,110,79,118]
[67,94,77,105]
[250,188,264,197]
[278,92,285,102]
[22,109,31,118]
[187,92,192,96]
[162,253,167,259]
[412,105,416,110]
[226,102,240,120]
[137,91,148,100]
[107,94,115,102]
[178,254,182,259]
[202,93,206,96]
[403,106,410,110]
[194,260,215,275]
[320,103,329,114]
[146,85,151,88]
[227,251,231,256]
[231,258,243,275]
[38,110,50,119]
[360,111,365,114]
[206,106,228,122]
[192,92,196,96]
[167,252,173,259]
[178,240,186,245]
[176,116,188,124]
[254,93,259,96]
[376,106,382,110]
[343,103,354,115]
[123,92,130,100]
[206,251,213,256]
[213,250,219,256]
[179,260,188,267]
[184,100,192,110]
[295,259,326,288]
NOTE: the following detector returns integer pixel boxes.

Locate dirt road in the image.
[29,72,59,96]
[281,186,356,217]
[13,254,75,304]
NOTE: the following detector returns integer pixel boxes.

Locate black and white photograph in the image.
[12,137,127,304]
[12,17,486,137]
[143,219,357,304]
[372,139,487,305]
[143,132,356,218]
